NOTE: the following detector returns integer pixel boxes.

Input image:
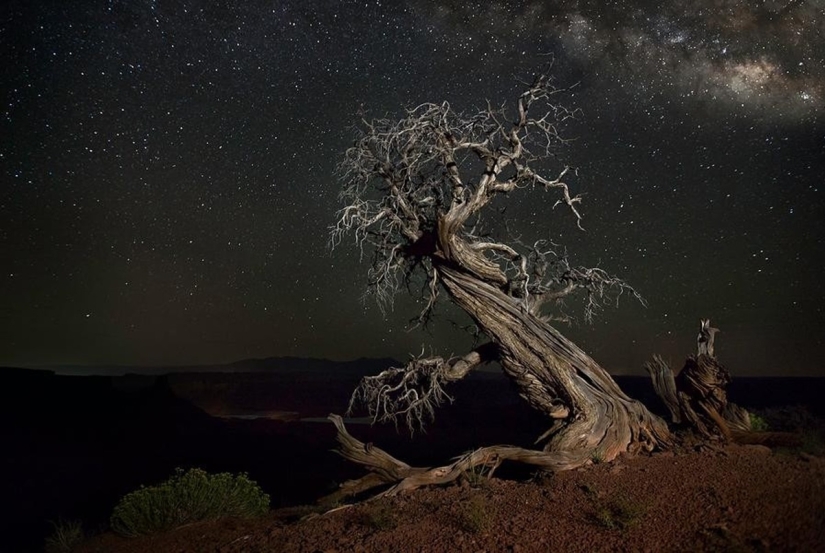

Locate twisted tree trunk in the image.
[437,264,671,462]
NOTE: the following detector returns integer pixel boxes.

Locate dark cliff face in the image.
[2,369,216,442]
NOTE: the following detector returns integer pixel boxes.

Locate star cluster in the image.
[1,0,823,374]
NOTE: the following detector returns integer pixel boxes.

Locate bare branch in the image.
[347,343,498,433]
[331,65,589,314]
[517,166,584,229]
[515,240,645,323]
[414,265,440,327]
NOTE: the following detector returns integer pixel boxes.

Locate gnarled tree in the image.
[328,64,672,498]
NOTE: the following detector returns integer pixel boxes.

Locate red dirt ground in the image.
[77,444,825,553]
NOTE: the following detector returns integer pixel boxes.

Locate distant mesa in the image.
[217,410,301,422]
[29,356,401,377]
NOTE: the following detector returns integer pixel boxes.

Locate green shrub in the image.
[110,468,270,537]
[44,518,84,553]
[749,413,769,432]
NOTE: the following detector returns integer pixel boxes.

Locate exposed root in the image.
[324,413,597,502]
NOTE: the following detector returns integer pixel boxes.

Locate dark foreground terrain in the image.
[2,359,824,551]
[78,443,825,553]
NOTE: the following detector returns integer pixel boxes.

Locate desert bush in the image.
[44,518,84,553]
[463,464,491,489]
[593,497,646,530]
[749,413,769,432]
[110,467,269,537]
[457,495,491,534]
[582,487,646,531]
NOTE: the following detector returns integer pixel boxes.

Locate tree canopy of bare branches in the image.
[327,62,674,494]
[331,67,640,326]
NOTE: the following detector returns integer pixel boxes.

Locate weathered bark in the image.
[646,351,800,448]
[436,263,671,462]
[645,321,751,440]
[677,354,752,436]
[644,354,682,423]
[317,414,427,505]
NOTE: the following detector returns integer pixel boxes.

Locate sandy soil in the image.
[78,443,825,553]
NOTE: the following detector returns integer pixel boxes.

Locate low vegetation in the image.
[456,495,492,534]
[749,413,769,432]
[44,518,85,553]
[110,467,269,537]
[581,484,646,531]
[593,496,647,531]
[462,464,491,489]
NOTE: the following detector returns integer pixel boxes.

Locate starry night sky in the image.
[2,1,823,375]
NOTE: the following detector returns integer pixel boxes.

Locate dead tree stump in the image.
[646,320,751,440]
